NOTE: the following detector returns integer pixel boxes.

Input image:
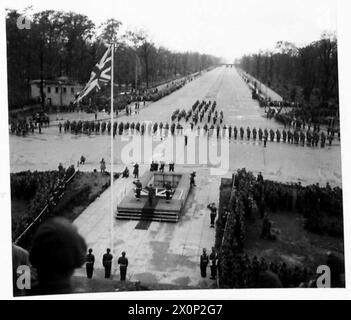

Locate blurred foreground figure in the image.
[12,243,30,296]
[29,217,87,295]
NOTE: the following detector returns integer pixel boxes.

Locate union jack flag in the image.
[75,45,112,103]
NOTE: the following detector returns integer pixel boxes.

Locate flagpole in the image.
[110,43,114,262]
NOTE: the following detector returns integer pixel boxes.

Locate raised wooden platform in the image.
[116,171,191,222]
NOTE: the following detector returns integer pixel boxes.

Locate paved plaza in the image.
[9,66,342,288]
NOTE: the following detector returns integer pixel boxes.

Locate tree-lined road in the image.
[10,66,341,186]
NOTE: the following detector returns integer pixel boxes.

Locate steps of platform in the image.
[115,211,178,222]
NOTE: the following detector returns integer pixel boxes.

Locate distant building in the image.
[30,77,83,107]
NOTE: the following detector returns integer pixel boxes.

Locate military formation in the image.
[217,168,344,288]
[10,115,49,136]
[58,99,337,148]
[222,253,314,288]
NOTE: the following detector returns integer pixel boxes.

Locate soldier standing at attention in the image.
[209,247,218,280]
[200,248,209,278]
[102,248,113,279]
[117,251,128,281]
[169,161,175,172]
[133,163,139,179]
[147,184,155,206]
[133,179,142,200]
[253,127,257,140]
[190,171,196,187]
[86,248,95,279]
[100,158,106,174]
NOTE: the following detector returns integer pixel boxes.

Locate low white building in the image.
[30,77,83,107]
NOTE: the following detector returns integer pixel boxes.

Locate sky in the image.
[5,0,337,62]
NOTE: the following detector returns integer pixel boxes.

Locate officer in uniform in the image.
[190,172,196,187]
[207,202,217,227]
[100,158,106,173]
[102,248,113,279]
[200,248,209,278]
[300,131,305,146]
[276,129,281,142]
[321,132,326,148]
[86,248,95,279]
[147,184,155,206]
[234,126,238,139]
[133,163,139,178]
[253,127,257,140]
[269,129,275,142]
[133,179,142,200]
[122,166,129,178]
[165,182,172,201]
[240,127,244,139]
[209,247,218,280]
[117,252,128,281]
[282,129,287,142]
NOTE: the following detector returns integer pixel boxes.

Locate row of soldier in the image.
[59,119,336,147]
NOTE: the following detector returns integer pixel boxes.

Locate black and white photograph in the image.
[1,0,349,300]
